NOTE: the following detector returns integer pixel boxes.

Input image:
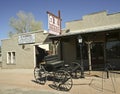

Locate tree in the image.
[0,46,1,57]
[9,11,43,35]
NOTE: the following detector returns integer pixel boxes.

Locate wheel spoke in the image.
[34,65,47,84]
[53,70,73,91]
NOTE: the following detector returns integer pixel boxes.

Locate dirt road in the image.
[0,69,120,94]
[0,69,69,94]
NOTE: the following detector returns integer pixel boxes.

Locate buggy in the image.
[34,54,82,91]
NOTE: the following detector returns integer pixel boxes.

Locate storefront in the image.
[49,11,120,71]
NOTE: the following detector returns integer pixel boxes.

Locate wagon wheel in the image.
[70,62,81,79]
[72,69,81,78]
[34,64,47,85]
[53,70,73,91]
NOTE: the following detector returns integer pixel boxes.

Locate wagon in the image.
[34,54,82,91]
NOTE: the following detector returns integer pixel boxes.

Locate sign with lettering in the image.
[18,34,35,44]
[47,11,61,35]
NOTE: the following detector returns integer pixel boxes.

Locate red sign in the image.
[47,11,61,35]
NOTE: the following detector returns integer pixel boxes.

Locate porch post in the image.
[60,40,63,60]
[33,45,36,68]
[52,40,56,55]
[104,37,109,78]
[86,41,92,74]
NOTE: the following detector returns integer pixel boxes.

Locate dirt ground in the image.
[0,69,120,94]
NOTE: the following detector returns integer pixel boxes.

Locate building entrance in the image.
[35,45,48,67]
[91,42,104,70]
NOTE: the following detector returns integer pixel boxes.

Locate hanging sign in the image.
[47,11,61,35]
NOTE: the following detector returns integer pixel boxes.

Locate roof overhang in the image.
[49,24,120,40]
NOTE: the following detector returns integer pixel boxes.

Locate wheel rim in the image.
[70,62,81,79]
[53,70,73,91]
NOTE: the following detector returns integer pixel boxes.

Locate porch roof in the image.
[49,24,120,40]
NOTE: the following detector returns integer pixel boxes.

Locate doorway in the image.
[91,42,104,70]
[35,45,48,67]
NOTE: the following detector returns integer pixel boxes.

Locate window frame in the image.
[7,51,16,64]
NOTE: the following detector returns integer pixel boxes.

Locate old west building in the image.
[1,11,120,70]
[50,11,120,71]
[1,30,52,69]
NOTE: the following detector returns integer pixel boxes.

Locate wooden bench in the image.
[44,55,64,71]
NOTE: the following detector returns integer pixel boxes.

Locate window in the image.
[106,32,120,69]
[106,41,120,59]
[106,32,120,59]
[7,52,16,64]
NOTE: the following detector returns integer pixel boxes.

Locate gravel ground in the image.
[0,69,120,94]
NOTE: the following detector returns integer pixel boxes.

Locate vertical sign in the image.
[47,11,61,35]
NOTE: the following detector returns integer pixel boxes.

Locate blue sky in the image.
[0,0,120,45]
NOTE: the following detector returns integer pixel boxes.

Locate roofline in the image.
[49,24,120,39]
[66,10,107,23]
[66,10,120,23]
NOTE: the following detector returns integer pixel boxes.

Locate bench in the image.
[44,55,64,71]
